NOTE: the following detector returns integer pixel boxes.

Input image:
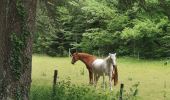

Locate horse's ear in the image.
[70,48,77,55]
[114,53,116,55]
[70,54,73,57]
[70,51,74,56]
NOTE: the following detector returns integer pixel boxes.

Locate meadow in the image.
[31,55,170,100]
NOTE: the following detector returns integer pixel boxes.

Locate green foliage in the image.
[120,17,169,57]
[123,82,140,100]
[10,33,23,80]
[10,0,30,99]
[107,14,129,32]
[10,0,30,80]
[33,7,56,55]
[30,80,112,100]
[30,79,139,100]
[81,29,117,55]
[34,0,170,58]
[82,0,115,19]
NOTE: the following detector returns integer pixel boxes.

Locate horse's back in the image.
[92,59,104,66]
[92,59,105,74]
[92,58,114,76]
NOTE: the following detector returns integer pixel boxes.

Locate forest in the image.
[34,0,170,58]
[0,0,170,100]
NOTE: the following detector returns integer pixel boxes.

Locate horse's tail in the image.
[112,65,118,86]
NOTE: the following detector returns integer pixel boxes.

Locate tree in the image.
[33,0,170,58]
[0,0,37,99]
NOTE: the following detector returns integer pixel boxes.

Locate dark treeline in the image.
[33,0,170,58]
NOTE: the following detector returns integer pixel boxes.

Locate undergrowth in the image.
[30,79,139,100]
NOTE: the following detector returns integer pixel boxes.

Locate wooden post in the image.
[52,70,58,96]
[53,70,58,85]
[119,83,124,100]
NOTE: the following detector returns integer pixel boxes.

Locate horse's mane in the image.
[104,56,110,60]
[76,53,97,65]
[104,56,112,63]
[78,53,96,58]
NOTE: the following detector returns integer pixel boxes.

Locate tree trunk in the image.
[0,0,37,100]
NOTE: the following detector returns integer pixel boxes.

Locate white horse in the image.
[92,53,117,91]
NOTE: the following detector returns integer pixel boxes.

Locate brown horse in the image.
[71,52,118,85]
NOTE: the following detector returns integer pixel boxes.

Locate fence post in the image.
[119,83,124,100]
[52,70,58,96]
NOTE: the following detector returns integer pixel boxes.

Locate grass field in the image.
[31,55,170,100]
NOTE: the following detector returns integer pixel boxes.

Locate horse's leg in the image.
[88,69,93,84]
[103,73,105,90]
[95,74,100,87]
[109,73,113,91]
[94,73,97,87]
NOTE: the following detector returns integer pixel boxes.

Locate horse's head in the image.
[109,53,117,66]
[71,52,79,64]
[108,53,118,86]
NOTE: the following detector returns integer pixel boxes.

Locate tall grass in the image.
[30,79,140,100]
[30,79,114,100]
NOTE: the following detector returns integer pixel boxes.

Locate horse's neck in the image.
[79,54,96,67]
[105,56,112,66]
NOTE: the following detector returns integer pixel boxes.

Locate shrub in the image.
[30,80,140,100]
